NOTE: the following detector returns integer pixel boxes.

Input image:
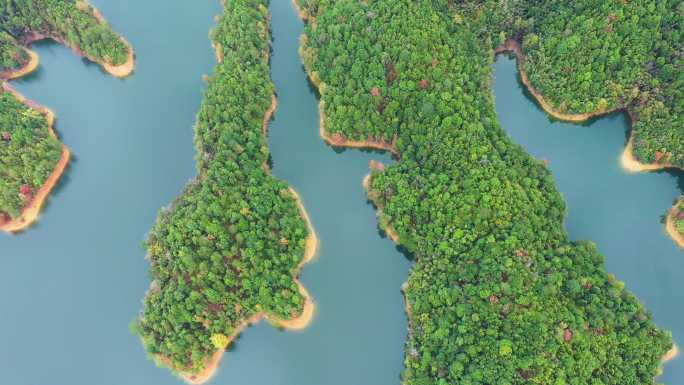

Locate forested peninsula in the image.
[133,1,316,383]
[503,1,684,249]
[296,1,675,384]
[0,0,134,233]
[667,198,684,250]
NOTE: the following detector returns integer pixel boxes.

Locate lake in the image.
[0,1,680,384]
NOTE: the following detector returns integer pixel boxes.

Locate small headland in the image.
[494,38,684,249]
[0,3,134,233]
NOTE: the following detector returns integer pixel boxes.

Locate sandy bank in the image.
[292,0,310,21]
[665,200,684,250]
[620,129,683,173]
[662,344,680,364]
[0,85,70,234]
[0,49,39,81]
[21,31,135,79]
[173,187,318,384]
[318,101,398,155]
[291,0,398,156]
[494,40,618,123]
[495,39,684,250]
[87,0,135,78]
[168,38,317,382]
[19,0,136,80]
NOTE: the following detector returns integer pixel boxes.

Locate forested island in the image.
[0,0,134,233]
[133,1,316,382]
[295,0,676,384]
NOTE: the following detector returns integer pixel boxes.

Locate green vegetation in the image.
[298,0,672,384]
[0,92,61,219]
[0,0,129,72]
[0,0,131,225]
[134,0,312,376]
[515,0,684,166]
[0,30,27,71]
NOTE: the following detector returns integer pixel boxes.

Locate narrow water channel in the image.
[0,2,681,385]
[494,56,683,383]
[206,2,410,384]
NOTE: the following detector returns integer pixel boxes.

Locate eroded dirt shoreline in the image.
[163,28,318,382]
[0,6,134,233]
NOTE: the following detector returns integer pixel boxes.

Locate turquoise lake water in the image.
[0,1,680,384]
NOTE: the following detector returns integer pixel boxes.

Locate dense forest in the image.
[0,0,129,72]
[297,0,673,384]
[0,0,131,226]
[134,0,313,378]
[515,0,684,166]
[0,91,61,220]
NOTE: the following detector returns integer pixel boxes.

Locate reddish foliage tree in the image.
[564,328,573,342]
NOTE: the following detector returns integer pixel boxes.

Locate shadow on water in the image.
[494,56,684,384]
[3,1,680,385]
[209,2,411,385]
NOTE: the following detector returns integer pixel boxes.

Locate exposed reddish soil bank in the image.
[167,187,318,385]
[494,40,619,122]
[0,84,71,234]
[665,199,684,250]
[0,5,134,233]
[495,39,684,247]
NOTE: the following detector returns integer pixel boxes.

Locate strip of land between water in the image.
[495,38,684,249]
[0,4,134,233]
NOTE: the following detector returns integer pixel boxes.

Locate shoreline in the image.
[665,199,684,250]
[0,1,134,232]
[20,31,135,79]
[494,39,618,123]
[494,39,684,249]
[362,172,399,244]
[18,0,136,80]
[318,101,398,155]
[86,0,136,78]
[292,0,398,156]
[659,344,680,379]
[620,128,683,173]
[170,34,318,383]
[0,48,39,80]
[0,84,71,234]
[173,190,318,385]
[494,39,682,174]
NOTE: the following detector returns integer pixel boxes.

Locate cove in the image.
[494,56,683,383]
[0,1,410,384]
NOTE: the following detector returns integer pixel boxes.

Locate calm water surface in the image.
[495,56,683,383]
[0,1,681,384]
[0,1,409,384]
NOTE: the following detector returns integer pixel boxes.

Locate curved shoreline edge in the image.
[0,85,71,233]
[0,83,71,234]
[494,39,684,249]
[172,186,318,385]
[163,32,318,381]
[292,0,398,156]
[292,0,679,372]
[0,5,134,233]
[665,199,684,250]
